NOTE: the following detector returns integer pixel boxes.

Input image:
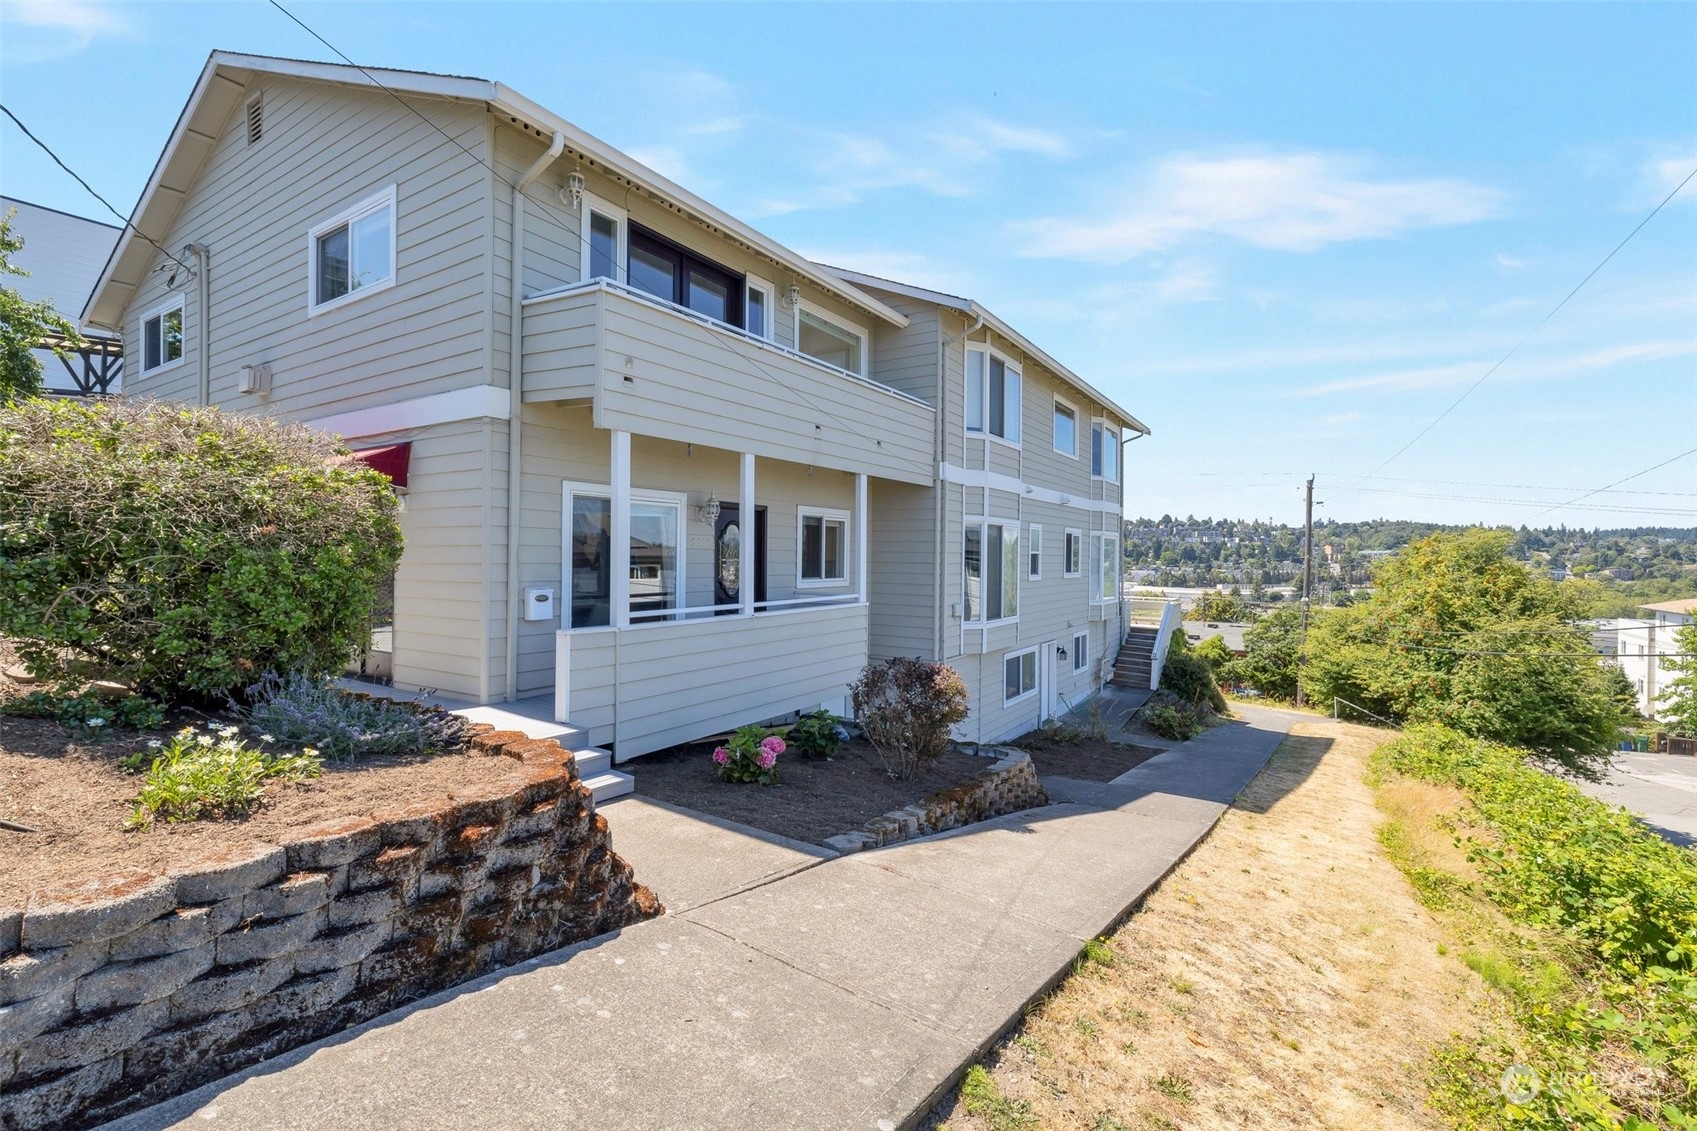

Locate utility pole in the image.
[1296,474,1314,707]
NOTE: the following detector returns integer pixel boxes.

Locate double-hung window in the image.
[1090,531,1121,603]
[798,508,849,586]
[140,298,184,374]
[1027,524,1043,580]
[1063,529,1083,578]
[1003,648,1037,704]
[1053,398,1077,458]
[797,304,867,375]
[1091,420,1120,482]
[309,186,396,312]
[966,347,1021,443]
[1072,631,1090,673]
[963,521,1019,623]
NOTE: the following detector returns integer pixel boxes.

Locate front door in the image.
[713,504,767,613]
[1040,641,1058,721]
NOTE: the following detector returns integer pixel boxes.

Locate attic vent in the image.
[246,95,263,146]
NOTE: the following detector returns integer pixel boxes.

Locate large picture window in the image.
[141,298,184,374]
[797,507,849,586]
[966,348,1020,443]
[628,224,744,329]
[309,186,395,312]
[964,521,1019,623]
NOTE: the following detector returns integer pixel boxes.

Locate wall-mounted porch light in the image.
[561,169,586,212]
[782,283,802,310]
[697,494,721,524]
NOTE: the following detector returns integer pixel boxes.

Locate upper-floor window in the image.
[797,303,867,375]
[582,193,628,284]
[798,507,850,586]
[964,521,1019,623]
[1091,531,1121,603]
[1053,397,1077,458]
[309,186,396,313]
[141,297,184,374]
[966,347,1020,443]
[1064,529,1083,578]
[1028,524,1043,580]
[628,223,743,328]
[746,273,774,341]
[1091,420,1120,482]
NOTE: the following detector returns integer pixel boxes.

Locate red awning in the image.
[351,443,411,489]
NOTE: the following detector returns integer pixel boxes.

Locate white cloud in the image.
[1155,260,1218,303]
[1,0,130,62]
[1650,152,1697,199]
[625,145,694,185]
[803,248,972,296]
[1299,339,1697,397]
[1019,151,1504,261]
[1496,253,1527,269]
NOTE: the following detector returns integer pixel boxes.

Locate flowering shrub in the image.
[237,673,467,761]
[786,709,849,759]
[849,657,970,779]
[121,721,322,829]
[713,724,784,785]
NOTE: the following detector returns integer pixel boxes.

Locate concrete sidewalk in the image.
[106,710,1295,1131]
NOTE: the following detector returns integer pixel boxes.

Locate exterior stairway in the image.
[1112,625,1160,690]
[449,704,634,803]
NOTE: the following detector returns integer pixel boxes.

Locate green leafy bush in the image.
[0,398,402,700]
[711,724,784,785]
[1143,703,1201,741]
[1159,651,1227,714]
[123,722,321,829]
[2,688,166,734]
[850,657,970,779]
[237,673,467,761]
[785,709,847,758]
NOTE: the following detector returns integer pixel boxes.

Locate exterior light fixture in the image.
[782,283,802,310]
[698,494,721,524]
[562,169,586,211]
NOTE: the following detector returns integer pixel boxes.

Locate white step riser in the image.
[583,770,634,803]
[572,748,612,776]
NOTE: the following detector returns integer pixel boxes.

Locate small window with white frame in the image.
[1003,648,1038,704]
[745,272,775,342]
[1063,528,1083,578]
[581,192,627,285]
[140,297,185,374]
[1053,396,1078,458]
[309,186,396,312]
[1090,531,1121,603]
[797,507,850,586]
[1072,631,1089,673]
[965,347,1021,443]
[796,302,867,375]
[963,520,1020,623]
[1091,420,1121,483]
[1027,524,1042,580]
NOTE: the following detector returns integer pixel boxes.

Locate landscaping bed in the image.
[626,736,1013,846]
[1009,729,1166,782]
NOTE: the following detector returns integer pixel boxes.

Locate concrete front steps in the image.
[1111,625,1159,690]
[450,705,634,803]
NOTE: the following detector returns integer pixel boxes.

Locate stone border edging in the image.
[823,746,1049,853]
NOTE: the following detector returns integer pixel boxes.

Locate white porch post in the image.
[855,472,868,603]
[740,452,755,617]
[611,429,631,629]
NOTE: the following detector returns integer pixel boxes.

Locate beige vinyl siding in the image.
[561,603,869,760]
[867,479,936,662]
[519,287,598,400]
[119,77,495,422]
[866,295,941,405]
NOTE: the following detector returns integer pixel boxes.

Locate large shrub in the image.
[0,398,402,699]
[849,657,969,779]
[1159,651,1227,714]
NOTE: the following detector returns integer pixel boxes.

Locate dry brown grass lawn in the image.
[930,717,1501,1131]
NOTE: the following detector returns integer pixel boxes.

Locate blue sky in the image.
[3,1,1693,529]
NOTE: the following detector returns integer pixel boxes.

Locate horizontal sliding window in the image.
[798,507,849,586]
[1004,648,1037,704]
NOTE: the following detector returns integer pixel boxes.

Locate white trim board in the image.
[305,383,510,440]
[938,462,1122,516]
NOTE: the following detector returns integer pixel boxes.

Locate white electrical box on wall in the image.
[523,587,556,622]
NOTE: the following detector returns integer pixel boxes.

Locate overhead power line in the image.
[1354,162,1697,486]
[0,102,196,275]
[1522,445,1697,522]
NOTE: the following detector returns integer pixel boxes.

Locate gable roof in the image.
[822,266,1150,435]
[83,52,908,332]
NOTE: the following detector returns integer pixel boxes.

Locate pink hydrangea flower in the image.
[760,735,786,757]
[711,746,730,766]
[756,750,777,770]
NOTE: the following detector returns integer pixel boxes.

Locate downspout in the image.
[184,243,210,406]
[504,130,566,702]
[937,310,985,662]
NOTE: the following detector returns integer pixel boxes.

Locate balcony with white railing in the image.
[521,279,934,486]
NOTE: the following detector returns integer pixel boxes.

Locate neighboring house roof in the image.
[83,51,909,333]
[1641,598,1697,616]
[1,196,120,340]
[821,266,1151,435]
[1181,621,1249,652]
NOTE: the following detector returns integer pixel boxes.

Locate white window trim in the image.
[1091,531,1121,604]
[579,191,628,285]
[964,518,1021,626]
[795,300,870,377]
[307,184,398,315]
[745,271,776,343]
[796,505,852,589]
[139,295,186,375]
[1072,631,1090,673]
[964,344,1022,448]
[561,481,688,628]
[1091,419,1121,484]
[1052,394,1079,459]
[1003,647,1039,706]
[1028,523,1043,581]
[1063,528,1084,579]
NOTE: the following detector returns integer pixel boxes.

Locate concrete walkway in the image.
[106,709,1294,1131]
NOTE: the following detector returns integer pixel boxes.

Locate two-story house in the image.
[82,52,1159,770]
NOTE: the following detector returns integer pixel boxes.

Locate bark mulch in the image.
[1009,728,1167,782]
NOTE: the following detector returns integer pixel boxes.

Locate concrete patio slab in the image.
[596,795,834,911]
